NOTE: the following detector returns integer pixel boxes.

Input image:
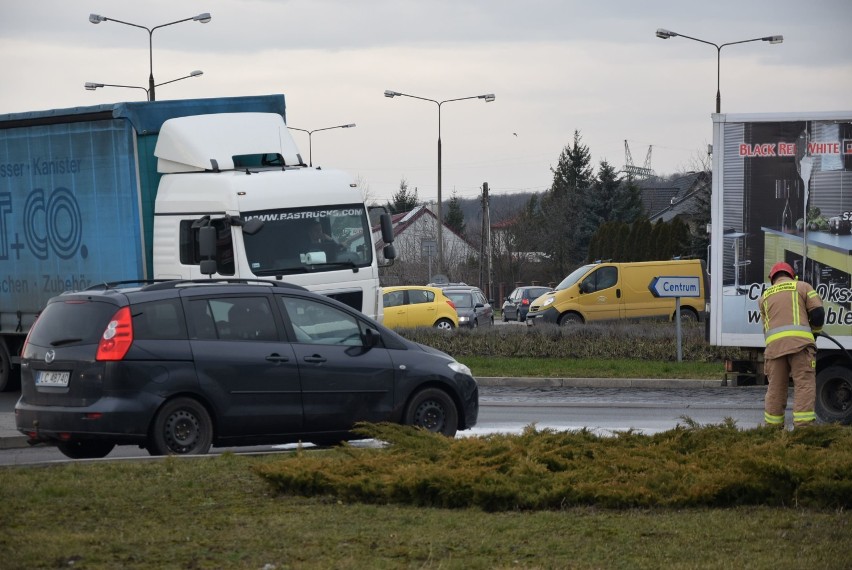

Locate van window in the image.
[188,297,277,341]
[556,264,596,291]
[278,296,363,346]
[28,300,117,347]
[132,299,187,340]
[581,266,618,293]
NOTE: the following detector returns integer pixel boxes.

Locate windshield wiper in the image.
[51,338,83,347]
[307,261,361,272]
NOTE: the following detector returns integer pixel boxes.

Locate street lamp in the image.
[288,124,356,167]
[384,89,495,274]
[84,70,203,100]
[656,29,782,113]
[89,12,211,101]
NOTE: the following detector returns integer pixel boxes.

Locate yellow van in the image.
[526,259,707,326]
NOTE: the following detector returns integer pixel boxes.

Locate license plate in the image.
[35,370,70,387]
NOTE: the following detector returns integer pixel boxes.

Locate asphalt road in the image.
[0,384,773,466]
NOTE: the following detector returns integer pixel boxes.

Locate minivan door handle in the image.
[616,289,621,298]
[303,355,326,364]
[265,353,290,363]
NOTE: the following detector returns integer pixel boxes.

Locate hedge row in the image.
[395,322,744,362]
[256,422,852,510]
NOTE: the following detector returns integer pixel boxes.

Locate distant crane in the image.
[623,140,654,179]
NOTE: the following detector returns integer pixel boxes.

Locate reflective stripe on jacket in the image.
[760,277,822,359]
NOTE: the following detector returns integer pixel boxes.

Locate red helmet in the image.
[768,262,795,281]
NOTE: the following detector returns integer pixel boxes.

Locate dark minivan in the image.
[16,280,478,458]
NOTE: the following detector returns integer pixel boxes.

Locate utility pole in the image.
[479,182,492,298]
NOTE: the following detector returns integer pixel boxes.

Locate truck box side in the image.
[0,116,145,333]
[709,111,852,352]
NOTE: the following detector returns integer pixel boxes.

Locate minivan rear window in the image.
[27,300,118,347]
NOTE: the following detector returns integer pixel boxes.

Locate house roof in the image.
[372,205,472,249]
[637,171,709,222]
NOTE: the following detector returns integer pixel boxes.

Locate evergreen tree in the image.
[386,178,419,214]
[612,179,646,224]
[444,191,466,235]
[541,130,595,278]
[590,160,621,225]
[652,220,670,259]
[670,217,692,258]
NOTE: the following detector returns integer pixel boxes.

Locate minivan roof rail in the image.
[82,279,307,293]
[141,279,308,292]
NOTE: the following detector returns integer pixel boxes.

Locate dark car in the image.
[16,280,478,459]
[441,286,494,329]
[502,286,551,322]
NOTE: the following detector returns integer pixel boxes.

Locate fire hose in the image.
[816,331,852,364]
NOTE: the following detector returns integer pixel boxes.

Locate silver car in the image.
[441,286,494,329]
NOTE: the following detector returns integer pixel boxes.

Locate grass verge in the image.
[2,424,850,569]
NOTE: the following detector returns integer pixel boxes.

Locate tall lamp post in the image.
[656,29,782,113]
[384,90,495,274]
[89,12,211,102]
[85,70,203,100]
[288,124,356,167]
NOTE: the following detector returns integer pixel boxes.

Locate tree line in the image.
[379,130,710,287]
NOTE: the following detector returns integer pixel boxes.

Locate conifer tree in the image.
[444,191,466,235]
[386,178,419,214]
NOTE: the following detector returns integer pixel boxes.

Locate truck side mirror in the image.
[383,244,396,261]
[198,225,217,276]
[380,213,394,244]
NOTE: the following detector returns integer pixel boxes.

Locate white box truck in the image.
[708,111,852,423]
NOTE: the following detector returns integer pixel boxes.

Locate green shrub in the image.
[396,321,744,362]
[255,422,852,511]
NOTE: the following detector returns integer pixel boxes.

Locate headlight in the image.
[459,316,469,322]
[448,361,472,376]
[543,297,555,307]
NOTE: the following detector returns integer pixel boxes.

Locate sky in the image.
[2,0,851,205]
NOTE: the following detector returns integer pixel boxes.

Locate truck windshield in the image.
[555,264,595,291]
[242,204,373,276]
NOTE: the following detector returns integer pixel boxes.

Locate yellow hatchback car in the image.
[382,286,459,330]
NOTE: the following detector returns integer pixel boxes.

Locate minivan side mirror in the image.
[363,327,380,348]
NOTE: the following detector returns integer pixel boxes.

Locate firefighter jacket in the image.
[760,276,823,359]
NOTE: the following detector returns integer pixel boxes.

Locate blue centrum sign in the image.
[648,276,701,298]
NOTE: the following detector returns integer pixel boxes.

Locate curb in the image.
[475,377,725,389]
[0,435,29,450]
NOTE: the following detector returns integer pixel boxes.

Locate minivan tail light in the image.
[96,307,133,361]
[21,315,38,357]
[521,299,530,305]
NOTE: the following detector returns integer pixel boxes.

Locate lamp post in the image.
[288,124,356,167]
[384,90,495,274]
[655,29,782,113]
[85,70,203,100]
[89,12,211,102]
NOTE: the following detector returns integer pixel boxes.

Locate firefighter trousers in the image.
[764,345,817,428]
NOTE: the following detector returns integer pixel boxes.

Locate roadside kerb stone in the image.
[476,377,725,389]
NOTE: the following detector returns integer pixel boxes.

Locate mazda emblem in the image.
[45,350,55,364]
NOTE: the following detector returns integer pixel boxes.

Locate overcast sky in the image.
[2,0,851,204]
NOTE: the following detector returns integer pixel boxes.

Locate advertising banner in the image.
[712,114,852,348]
[0,119,145,330]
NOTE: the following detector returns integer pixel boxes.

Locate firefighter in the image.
[760,261,824,428]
